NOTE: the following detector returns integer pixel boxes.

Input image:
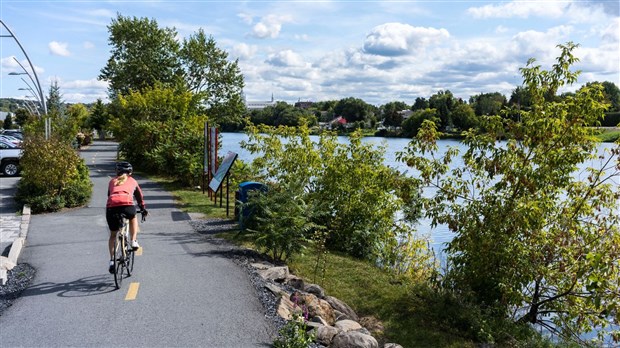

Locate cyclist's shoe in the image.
[131,240,140,250]
[108,260,115,274]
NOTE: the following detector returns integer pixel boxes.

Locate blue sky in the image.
[1,0,618,106]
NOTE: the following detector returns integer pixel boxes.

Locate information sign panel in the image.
[208,151,237,192]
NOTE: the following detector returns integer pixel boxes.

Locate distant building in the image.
[244,93,276,110]
[294,100,314,109]
[320,116,348,130]
[398,110,414,119]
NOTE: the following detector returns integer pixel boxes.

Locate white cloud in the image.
[238,13,253,25]
[294,34,310,41]
[251,14,292,39]
[467,1,612,24]
[363,23,450,56]
[1,56,21,70]
[62,79,108,89]
[1,56,45,76]
[510,26,574,63]
[266,50,307,67]
[467,1,567,19]
[495,25,509,34]
[83,41,95,49]
[600,17,619,44]
[232,43,258,60]
[49,41,71,57]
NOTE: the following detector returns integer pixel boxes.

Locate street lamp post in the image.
[1,20,49,139]
[18,88,41,116]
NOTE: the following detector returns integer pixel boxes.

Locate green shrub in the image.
[241,181,313,262]
[273,311,315,348]
[15,135,93,213]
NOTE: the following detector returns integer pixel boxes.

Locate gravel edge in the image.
[0,263,36,316]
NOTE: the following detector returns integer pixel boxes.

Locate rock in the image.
[250,262,273,270]
[276,294,296,320]
[317,325,340,346]
[305,321,324,330]
[335,319,362,332]
[334,309,349,321]
[264,282,288,297]
[356,327,372,336]
[0,257,16,271]
[359,316,385,337]
[258,266,289,282]
[332,331,379,348]
[291,291,336,325]
[305,283,325,298]
[326,295,359,321]
[383,343,403,348]
[284,275,305,290]
[310,315,330,326]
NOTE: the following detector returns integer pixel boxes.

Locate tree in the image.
[99,14,182,97]
[14,108,33,128]
[109,84,207,186]
[450,103,478,131]
[46,80,68,140]
[508,86,533,110]
[401,108,440,138]
[86,99,109,139]
[428,90,456,129]
[601,81,620,112]
[242,125,433,278]
[398,42,620,345]
[180,29,245,129]
[249,102,316,127]
[412,97,429,111]
[469,92,506,116]
[381,101,409,127]
[586,81,620,112]
[3,113,14,129]
[333,97,374,124]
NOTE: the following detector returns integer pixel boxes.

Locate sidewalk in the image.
[0,206,30,285]
[0,174,30,285]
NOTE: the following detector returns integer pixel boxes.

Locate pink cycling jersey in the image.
[106,176,145,208]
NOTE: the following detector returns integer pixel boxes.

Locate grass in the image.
[150,173,479,347]
[286,251,476,347]
[595,128,620,142]
[149,175,237,219]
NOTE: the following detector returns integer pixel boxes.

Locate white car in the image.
[0,139,22,176]
[0,134,22,147]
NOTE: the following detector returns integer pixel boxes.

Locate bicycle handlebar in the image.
[138,208,148,222]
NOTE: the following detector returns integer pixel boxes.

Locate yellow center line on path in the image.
[125,282,140,300]
[136,247,143,256]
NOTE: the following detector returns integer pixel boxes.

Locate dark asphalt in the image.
[0,140,275,347]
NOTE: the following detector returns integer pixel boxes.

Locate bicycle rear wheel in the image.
[113,235,125,289]
[125,237,134,275]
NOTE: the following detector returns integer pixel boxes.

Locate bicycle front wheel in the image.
[113,235,125,289]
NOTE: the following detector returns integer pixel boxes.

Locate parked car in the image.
[1,129,23,140]
[0,134,22,147]
[0,139,22,176]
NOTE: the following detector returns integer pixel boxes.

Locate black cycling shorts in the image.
[106,205,136,231]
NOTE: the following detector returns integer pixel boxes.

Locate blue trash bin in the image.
[236,181,267,228]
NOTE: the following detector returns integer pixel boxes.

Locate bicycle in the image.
[112,209,145,289]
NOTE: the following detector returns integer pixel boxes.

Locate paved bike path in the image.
[0,141,275,347]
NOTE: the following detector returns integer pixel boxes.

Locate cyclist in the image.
[106,161,148,273]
